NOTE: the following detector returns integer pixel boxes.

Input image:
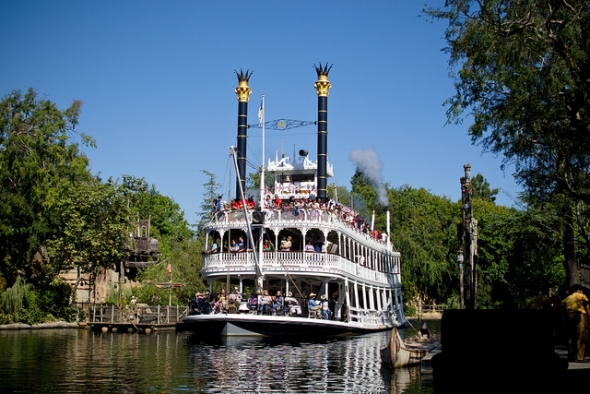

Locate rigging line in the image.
[245,157,261,171]
[220,154,231,198]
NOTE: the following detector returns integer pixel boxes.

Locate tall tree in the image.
[197,170,221,231]
[0,89,94,286]
[45,178,128,300]
[387,186,458,303]
[471,173,499,203]
[425,1,590,287]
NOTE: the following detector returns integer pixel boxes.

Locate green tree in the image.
[389,186,458,303]
[197,170,221,230]
[134,173,216,304]
[45,177,128,300]
[425,1,590,288]
[122,175,193,254]
[247,170,274,197]
[350,168,379,221]
[471,174,499,203]
[0,88,94,286]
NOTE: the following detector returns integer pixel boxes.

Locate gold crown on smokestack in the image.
[314,63,332,96]
[234,69,253,102]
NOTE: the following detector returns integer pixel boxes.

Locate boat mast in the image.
[259,94,265,208]
[257,94,266,292]
[230,147,263,282]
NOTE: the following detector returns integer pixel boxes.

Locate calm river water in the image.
[0,320,439,393]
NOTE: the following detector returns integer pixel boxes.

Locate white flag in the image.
[258,97,264,124]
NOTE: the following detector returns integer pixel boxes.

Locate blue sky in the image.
[0,1,520,225]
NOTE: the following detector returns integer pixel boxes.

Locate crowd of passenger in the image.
[211,193,388,243]
[203,234,325,254]
[189,287,340,321]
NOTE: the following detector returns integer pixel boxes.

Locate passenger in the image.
[213,295,226,314]
[204,239,219,254]
[227,287,241,314]
[308,293,321,319]
[237,236,246,252]
[312,199,320,209]
[230,239,239,255]
[263,239,273,251]
[305,240,314,262]
[259,290,273,315]
[279,236,292,251]
[247,195,255,209]
[248,293,259,313]
[313,237,323,261]
[329,292,338,320]
[313,237,323,252]
[320,294,332,320]
[273,291,285,316]
[285,292,302,316]
[202,290,212,314]
[294,201,301,217]
[189,293,200,315]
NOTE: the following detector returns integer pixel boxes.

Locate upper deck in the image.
[207,207,392,253]
[266,152,333,201]
[203,204,401,287]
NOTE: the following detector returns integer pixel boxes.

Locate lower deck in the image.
[180,313,396,337]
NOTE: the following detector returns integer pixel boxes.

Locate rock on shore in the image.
[0,322,81,330]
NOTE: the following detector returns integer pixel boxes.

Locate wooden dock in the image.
[87,304,188,333]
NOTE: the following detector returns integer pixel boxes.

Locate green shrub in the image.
[1,276,30,322]
[62,306,86,322]
[0,313,12,325]
[405,305,417,316]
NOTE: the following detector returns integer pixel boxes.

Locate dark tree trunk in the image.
[563,213,578,288]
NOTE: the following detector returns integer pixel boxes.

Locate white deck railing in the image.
[201,251,394,284]
[206,208,392,251]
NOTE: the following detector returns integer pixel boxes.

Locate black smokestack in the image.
[313,63,332,202]
[234,69,253,199]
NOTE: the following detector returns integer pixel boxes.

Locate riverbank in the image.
[0,321,82,330]
[406,312,442,320]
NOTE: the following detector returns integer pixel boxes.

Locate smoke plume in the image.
[349,147,389,206]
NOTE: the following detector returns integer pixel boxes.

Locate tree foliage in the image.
[389,186,458,302]
[0,88,94,286]
[121,175,193,254]
[425,0,590,288]
[0,89,199,315]
[45,178,128,278]
[471,173,499,203]
[352,166,564,308]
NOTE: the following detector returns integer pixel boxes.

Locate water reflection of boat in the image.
[380,323,440,369]
[182,66,405,337]
[380,366,421,394]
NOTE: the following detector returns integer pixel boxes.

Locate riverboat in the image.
[181,65,406,337]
